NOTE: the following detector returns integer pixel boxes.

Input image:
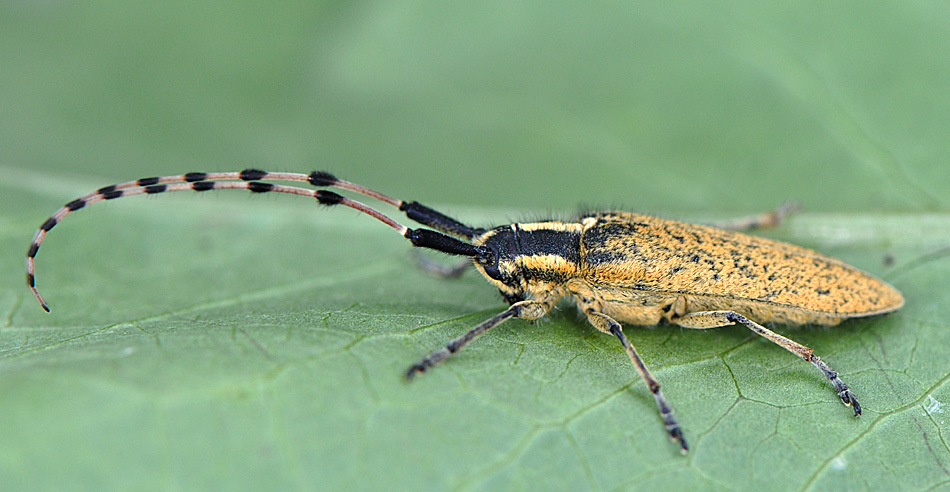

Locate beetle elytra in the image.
[26,169,904,453]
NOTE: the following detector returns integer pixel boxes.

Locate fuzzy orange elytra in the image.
[26,169,903,453]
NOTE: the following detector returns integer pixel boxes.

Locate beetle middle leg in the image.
[586,311,688,453]
[672,310,861,415]
[406,297,555,378]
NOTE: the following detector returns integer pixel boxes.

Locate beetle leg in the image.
[708,201,800,231]
[672,310,861,416]
[587,311,688,454]
[406,298,554,379]
[412,251,471,278]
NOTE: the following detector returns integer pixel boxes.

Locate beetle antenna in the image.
[48,169,484,240]
[27,177,480,312]
[306,171,485,240]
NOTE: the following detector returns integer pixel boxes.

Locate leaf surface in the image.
[2,1,949,491]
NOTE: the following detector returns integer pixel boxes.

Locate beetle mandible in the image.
[26,169,904,453]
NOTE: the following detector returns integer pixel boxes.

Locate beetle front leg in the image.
[672,310,861,416]
[406,298,553,379]
[587,311,688,454]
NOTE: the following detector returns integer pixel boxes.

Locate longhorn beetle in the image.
[26,169,904,453]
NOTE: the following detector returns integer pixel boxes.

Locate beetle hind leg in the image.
[587,311,689,454]
[672,310,861,416]
[708,201,800,231]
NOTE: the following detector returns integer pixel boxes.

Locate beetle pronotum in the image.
[26,169,904,453]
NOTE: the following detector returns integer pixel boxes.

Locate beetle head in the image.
[473,227,526,303]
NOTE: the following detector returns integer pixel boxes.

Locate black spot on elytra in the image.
[585,250,628,264]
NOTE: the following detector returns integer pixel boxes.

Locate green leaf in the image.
[2,1,949,491]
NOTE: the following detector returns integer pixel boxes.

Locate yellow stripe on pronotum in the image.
[27,170,903,454]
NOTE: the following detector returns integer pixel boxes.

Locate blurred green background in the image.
[2,1,949,491]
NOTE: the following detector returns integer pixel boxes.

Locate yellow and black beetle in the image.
[26,169,904,453]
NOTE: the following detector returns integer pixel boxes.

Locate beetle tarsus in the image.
[840,389,862,416]
[406,349,447,380]
[669,426,689,454]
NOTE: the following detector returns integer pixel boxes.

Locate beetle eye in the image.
[483,262,502,281]
[476,247,506,282]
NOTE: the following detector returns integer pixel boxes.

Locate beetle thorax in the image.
[473,222,584,302]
